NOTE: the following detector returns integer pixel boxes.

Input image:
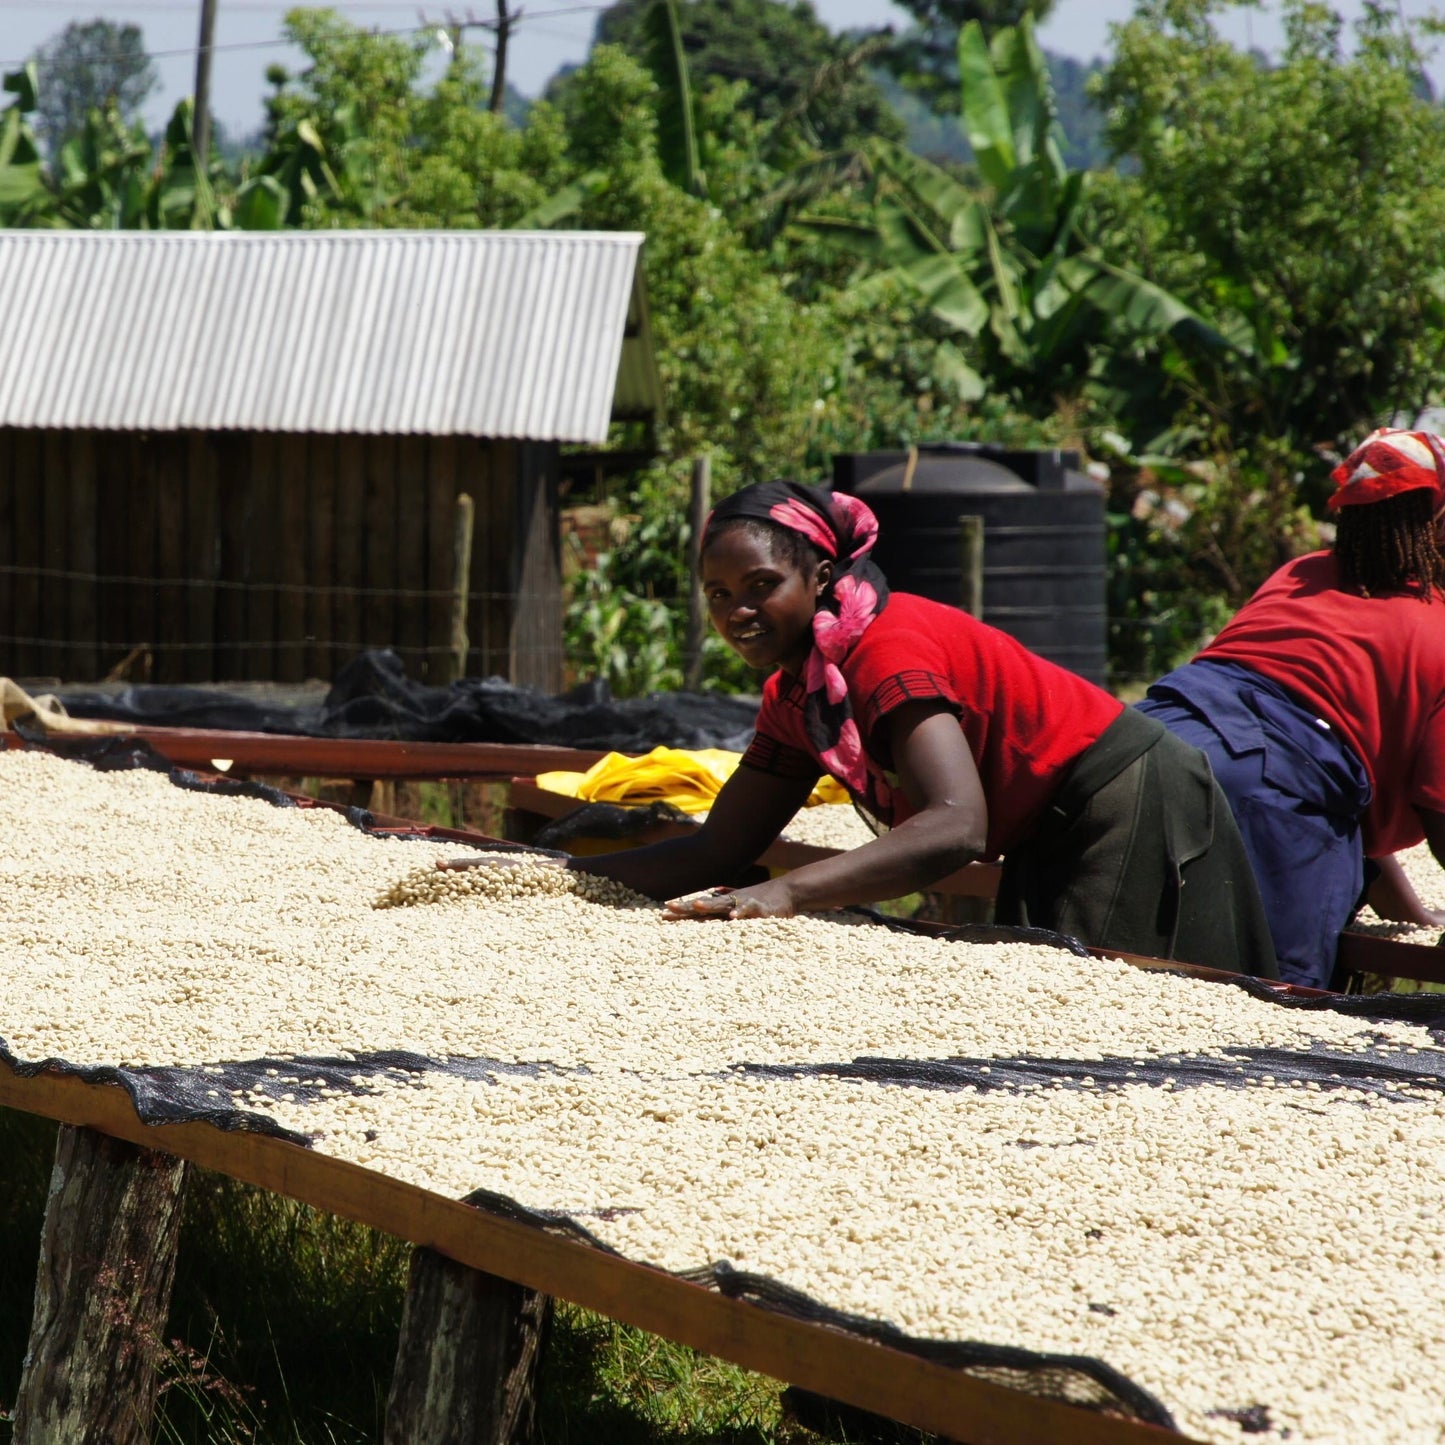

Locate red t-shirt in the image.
[740,592,1124,859]
[1202,551,1445,854]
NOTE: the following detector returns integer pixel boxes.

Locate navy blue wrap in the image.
[1137,659,1372,989]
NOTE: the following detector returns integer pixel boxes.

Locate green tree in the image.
[262,12,573,228]
[583,0,904,151]
[1085,1,1445,676]
[33,19,157,151]
[1097,0,1445,467]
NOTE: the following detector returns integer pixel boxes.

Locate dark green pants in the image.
[997,708,1278,978]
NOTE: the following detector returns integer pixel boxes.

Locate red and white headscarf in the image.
[1328,428,1445,511]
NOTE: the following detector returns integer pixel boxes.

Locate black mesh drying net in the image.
[12,737,1445,1435]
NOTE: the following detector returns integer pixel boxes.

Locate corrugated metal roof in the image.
[0,229,661,442]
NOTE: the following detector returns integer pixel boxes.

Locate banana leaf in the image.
[1080,256,1240,354]
[0,65,47,220]
[876,196,949,262]
[151,100,216,230]
[988,20,1045,179]
[233,174,289,230]
[905,251,990,335]
[957,21,1014,192]
[0,105,44,211]
[788,213,886,261]
[643,0,702,198]
[868,137,974,228]
[948,196,988,254]
[513,170,607,228]
[3,63,38,113]
[932,340,987,401]
[981,209,1021,322]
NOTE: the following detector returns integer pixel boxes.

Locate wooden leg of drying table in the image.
[384,1247,553,1445]
[11,1124,189,1445]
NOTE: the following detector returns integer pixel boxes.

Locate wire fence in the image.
[0,563,1179,692]
[0,564,565,686]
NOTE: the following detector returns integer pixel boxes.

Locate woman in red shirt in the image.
[1138,428,1445,988]
[577,480,1276,976]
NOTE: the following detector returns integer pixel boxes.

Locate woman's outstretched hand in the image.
[663,879,796,920]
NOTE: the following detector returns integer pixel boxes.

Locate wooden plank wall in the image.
[0,428,562,688]
[510,442,565,694]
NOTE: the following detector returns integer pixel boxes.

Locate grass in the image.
[0,1107,889,1445]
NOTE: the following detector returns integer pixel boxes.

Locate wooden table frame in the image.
[0,1061,1192,1445]
[3,727,607,780]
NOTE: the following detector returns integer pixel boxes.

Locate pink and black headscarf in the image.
[703,480,889,797]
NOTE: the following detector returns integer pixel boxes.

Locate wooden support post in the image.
[959,514,984,619]
[193,0,219,169]
[384,1246,552,1445]
[451,492,476,684]
[12,1125,189,1445]
[683,455,711,690]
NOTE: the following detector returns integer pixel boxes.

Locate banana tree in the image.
[45,103,152,227]
[795,16,1241,406]
[0,64,53,225]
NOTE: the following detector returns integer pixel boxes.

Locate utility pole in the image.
[489,0,513,114]
[425,5,519,115]
[194,0,219,167]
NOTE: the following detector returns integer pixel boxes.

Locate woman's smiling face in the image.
[701,524,831,675]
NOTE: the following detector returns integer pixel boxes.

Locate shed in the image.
[0,229,662,690]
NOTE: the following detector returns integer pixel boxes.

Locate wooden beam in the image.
[1,730,607,781]
[0,1061,1193,1445]
[1336,931,1445,987]
[384,1248,551,1445]
[11,1124,188,1445]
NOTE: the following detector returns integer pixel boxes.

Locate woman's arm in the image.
[568,764,817,901]
[1365,853,1444,927]
[1371,809,1445,927]
[671,700,986,918]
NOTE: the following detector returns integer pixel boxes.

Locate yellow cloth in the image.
[536,746,847,814]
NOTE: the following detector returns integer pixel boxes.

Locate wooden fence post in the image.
[683,455,711,691]
[384,1246,552,1445]
[12,1124,189,1445]
[450,492,476,684]
[959,514,984,619]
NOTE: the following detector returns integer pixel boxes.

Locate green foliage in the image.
[885,0,1057,114]
[1077,0,1445,660]
[588,0,905,151]
[878,51,1108,169]
[1096,0,1445,466]
[16,0,1428,686]
[263,12,573,229]
[643,0,703,195]
[795,18,1227,424]
[33,19,158,152]
[567,551,688,696]
[0,66,47,225]
[0,73,233,232]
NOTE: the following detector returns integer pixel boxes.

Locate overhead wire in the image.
[0,3,620,70]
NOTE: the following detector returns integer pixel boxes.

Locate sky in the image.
[0,0,1440,139]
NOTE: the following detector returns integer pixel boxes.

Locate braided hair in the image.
[1335,489,1445,600]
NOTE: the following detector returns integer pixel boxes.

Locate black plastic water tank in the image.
[838,445,1107,684]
